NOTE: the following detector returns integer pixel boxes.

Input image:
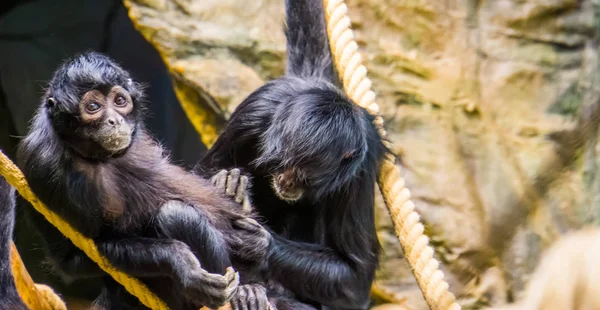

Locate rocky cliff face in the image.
[123,0,600,308]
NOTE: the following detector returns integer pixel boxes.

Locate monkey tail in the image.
[284,0,336,80]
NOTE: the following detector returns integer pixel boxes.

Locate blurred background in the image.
[1,0,600,309]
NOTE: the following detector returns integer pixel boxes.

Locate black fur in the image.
[0,175,28,310]
[198,0,389,309]
[16,52,268,310]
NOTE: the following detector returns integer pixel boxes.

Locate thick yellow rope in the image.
[10,242,67,310]
[323,0,461,309]
[0,151,169,310]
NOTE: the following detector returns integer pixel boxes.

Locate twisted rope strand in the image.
[323,1,461,309]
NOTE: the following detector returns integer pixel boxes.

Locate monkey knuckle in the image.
[229,278,240,289]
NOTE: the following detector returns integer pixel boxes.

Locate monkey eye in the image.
[114,95,126,107]
[86,102,101,113]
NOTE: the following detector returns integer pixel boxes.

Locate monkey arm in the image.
[267,234,372,310]
[96,236,239,308]
[96,237,202,280]
[31,209,205,282]
[28,204,238,305]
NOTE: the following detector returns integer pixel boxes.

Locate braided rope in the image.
[0,151,169,310]
[323,1,461,309]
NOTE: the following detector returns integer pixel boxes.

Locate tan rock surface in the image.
[124,0,600,308]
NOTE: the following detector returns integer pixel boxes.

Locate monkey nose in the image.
[276,174,295,189]
[106,116,123,127]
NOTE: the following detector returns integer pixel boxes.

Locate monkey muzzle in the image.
[95,122,133,153]
[272,170,304,202]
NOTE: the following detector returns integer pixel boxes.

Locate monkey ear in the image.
[46,97,57,108]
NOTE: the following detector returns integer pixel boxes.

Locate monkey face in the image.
[269,144,364,202]
[46,85,137,158]
[77,86,136,153]
[42,52,145,160]
[256,88,369,201]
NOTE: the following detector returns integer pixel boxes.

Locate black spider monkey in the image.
[0,175,28,310]
[16,52,271,310]
[197,0,390,308]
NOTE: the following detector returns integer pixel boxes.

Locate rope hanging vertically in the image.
[322,0,461,309]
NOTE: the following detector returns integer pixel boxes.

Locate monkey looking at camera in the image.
[16,52,271,310]
[197,0,390,308]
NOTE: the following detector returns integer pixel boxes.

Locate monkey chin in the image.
[271,177,304,203]
[98,134,132,154]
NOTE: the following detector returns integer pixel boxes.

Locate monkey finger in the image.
[210,170,228,185]
[211,170,228,192]
[241,197,252,214]
[241,286,251,310]
[211,270,239,302]
[232,297,242,310]
[257,289,269,310]
[225,271,240,300]
[235,175,249,204]
[224,267,237,283]
[247,287,259,310]
[226,169,241,197]
[224,275,240,302]
[234,286,248,310]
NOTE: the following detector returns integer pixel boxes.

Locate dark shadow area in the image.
[0,0,207,302]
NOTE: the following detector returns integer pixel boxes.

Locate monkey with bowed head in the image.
[16,52,271,310]
[198,0,390,308]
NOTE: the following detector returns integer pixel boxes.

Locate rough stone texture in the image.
[124,0,600,309]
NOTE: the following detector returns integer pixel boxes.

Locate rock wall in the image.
[124,0,600,308]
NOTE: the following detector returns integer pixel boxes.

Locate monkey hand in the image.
[182,266,240,309]
[230,218,273,264]
[211,168,252,213]
[231,284,274,310]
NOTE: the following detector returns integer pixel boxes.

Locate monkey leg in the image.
[156,200,235,274]
[211,168,252,213]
